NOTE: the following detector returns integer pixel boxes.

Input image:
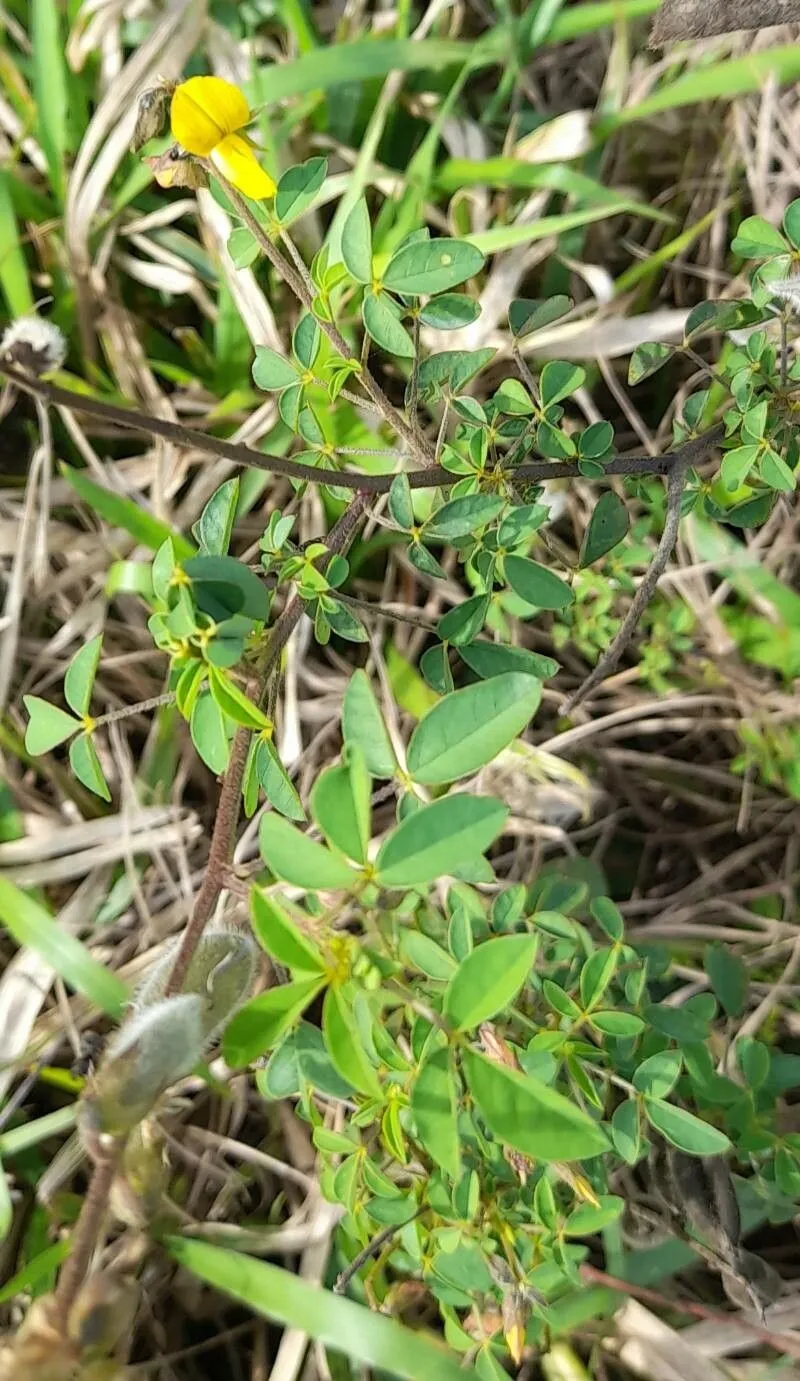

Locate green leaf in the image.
[69,733,111,802]
[310,750,371,863]
[341,196,373,283]
[61,464,194,559]
[23,696,80,755]
[591,1011,644,1037]
[64,635,103,717]
[190,694,231,774]
[184,554,270,623]
[644,1099,731,1156]
[705,942,747,1017]
[252,346,299,391]
[579,492,629,567]
[250,889,326,973]
[410,1047,461,1179]
[419,294,480,330]
[761,448,796,493]
[375,795,508,888]
[591,896,624,942]
[579,420,615,460]
[323,986,382,1098]
[227,226,260,268]
[579,948,618,1010]
[255,739,306,821]
[399,931,456,980]
[783,198,800,249]
[223,976,325,1066]
[383,238,485,296]
[564,1196,624,1237]
[508,295,572,337]
[167,1237,470,1381]
[463,1049,609,1161]
[628,342,673,386]
[293,314,320,370]
[208,668,272,731]
[537,420,575,459]
[610,1099,640,1164]
[721,444,759,491]
[32,0,68,204]
[414,348,494,402]
[363,292,415,357]
[0,875,126,1017]
[443,934,536,1031]
[540,361,586,408]
[437,595,489,647]
[406,672,542,784]
[731,215,788,259]
[342,670,397,777]
[632,1050,682,1099]
[459,642,559,681]
[504,555,574,611]
[259,815,357,890]
[388,474,415,531]
[193,478,239,555]
[425,495,504,539]
[275,157,327,224]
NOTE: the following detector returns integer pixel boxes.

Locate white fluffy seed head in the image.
[0,315,67,375]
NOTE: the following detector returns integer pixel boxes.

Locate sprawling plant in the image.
[2,72,799,1381]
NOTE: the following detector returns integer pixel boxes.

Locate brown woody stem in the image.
[54,1141,121,1327]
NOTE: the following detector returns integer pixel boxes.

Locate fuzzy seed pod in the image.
[80,994,206,1139]
[133,928,257,1041]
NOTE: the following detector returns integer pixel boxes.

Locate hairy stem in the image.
[213,179,435,466]
[53,1142,121,1327]
[163,490,371,997]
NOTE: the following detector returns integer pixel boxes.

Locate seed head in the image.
[0,315,67,376]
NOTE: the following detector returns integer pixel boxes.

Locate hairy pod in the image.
[79,995,206,1140]
[134,928,257,1040]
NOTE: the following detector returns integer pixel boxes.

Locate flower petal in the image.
[210,134,276,200]
[171,76,250,156]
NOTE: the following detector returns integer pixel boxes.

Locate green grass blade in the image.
[0,173,34,317]
[60,464,195,559]
[600,44,800,133]
[467,202,640,254]
[544,0,658,43]
[0,1240,71,1305]
[0,876,127,1018]
[31,0,68,205]
[0,1106,78,1157]
[255,38,473,102]
[167,1238,476,1381]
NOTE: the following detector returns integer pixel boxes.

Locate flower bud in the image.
[79,994,206,1139]
[130,83,173,152]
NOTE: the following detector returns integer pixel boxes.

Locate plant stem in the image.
[214,179,435,466]
[562,449,693,712]
[53,1141,121,1327]
[163,490,371,998]
[0,364,721,494]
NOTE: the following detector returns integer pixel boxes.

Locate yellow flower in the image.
[170,76,275,200]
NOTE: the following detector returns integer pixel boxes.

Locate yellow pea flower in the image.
[170,76,276,200]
